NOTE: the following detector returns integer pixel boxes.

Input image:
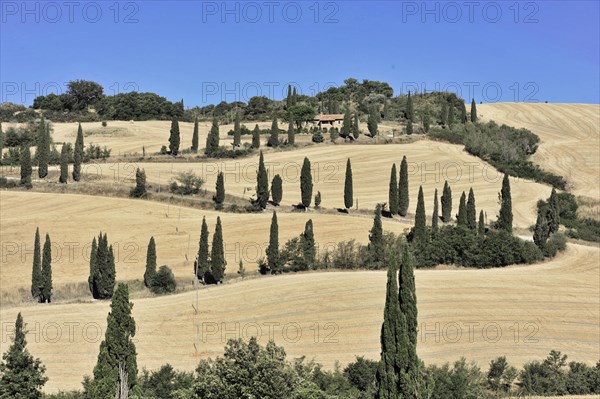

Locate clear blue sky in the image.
[1,1,599,106]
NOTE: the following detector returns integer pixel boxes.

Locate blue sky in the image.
[1,1,599,106]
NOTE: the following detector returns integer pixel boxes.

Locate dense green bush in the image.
[150,266,176,294]
[169,171,205,195]
[538,191,600,242]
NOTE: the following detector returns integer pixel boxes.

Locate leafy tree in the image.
[344,158,353,210]
[497,174,513,233]
[150,266,176,294]
[197,217,210,281]
[144,237,157,288]
[470,98,477,122]
[130,168,147,198]
[367,107,378,136]
[210,217,226,283]
[467,188,477,230]
[287,112,295,145]
[266,211,280,273]
[0,313,48,398]
[37,117,49,178]
[300,157,313,208]
[31,227,43,302]
[288,104,316,129]
[478,210,486,235]
[191,117,199,153]
[413,186,427,243]
[255,151,269,209]
[441,180,452,222]
[73,123,84,181]
[86,283,137,399]
[368,205,384,265]
[406,91,414,122]
[461,101,468,124]
[398,156,409,216]
[205,118,220,156]
[432,188,439,232]
[457,192,468,227]
[271,174,283,206]
[168,117,180,156]
[268,115,279,147]
[59,143,68,183]
[20,144,32,189]
[314,191,322,208]
[251,124,260,149]
[66,80,105,110]
[233,112,241,147]
[388,164,399,215]
[487,356,517,393]
[352,113,360,139]
[213,172,225,209]
[40,234,52,303]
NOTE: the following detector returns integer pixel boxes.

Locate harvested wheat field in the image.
[478,103,600,199]
[83,141,552,228]
[0,242,597,393]
[0,190,412,294]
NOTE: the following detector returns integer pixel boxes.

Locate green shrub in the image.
[150,265,176,294]
[169,171,204,195]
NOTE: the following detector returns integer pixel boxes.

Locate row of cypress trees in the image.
[89,233,116,300]
[265,211,315,273]
[195,216,227,284]
[30,228,52,303]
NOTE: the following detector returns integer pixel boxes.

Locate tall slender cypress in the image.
[266,211,280,273]
[440,102,448,126]
[213,172,225,209]
[300,157,313,208]
[271,174,283,206]
[461,101,468,124]
[251,124,261,149]
[41,234,52,303]
[344,158,353,210]
[268,115,279,147]
[300,219,315,269]
[414,186,426,243]
[233,112,241,147]
[497,174,513,233]
[37,117,49,178]
[73,123,84,181]
[197,217,210,280]
[467,188,477,230]
[352,113,360,139]
[210,217,226,283]
[406,91,414,122]
[168,117,180,156]
[441,180,452,222]
[341,107,352,137]
[59,143,68,183]
[205,117,220,156]
[478,210,486,235]
[367,107,378,136]
[287,112,295,145]
[31,227,42,301]
[471,98,478,122]
[144,237,157,288]
[368,205,385,264]
[388,164,399,215]
[457,192,468,227]
[20,144,32,188]
[533,209,550,250]
[88,237,97,296]
[399,244,418,363]
[255,151,269,209]
[398,156,409,216]
[191,117,199,152]
[547,188,560,234]
[432,188,439,231]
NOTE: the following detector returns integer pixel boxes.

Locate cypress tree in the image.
[90,233,116,300]
[448,101,455,125]
[191,117,199,152]
[352,113,360,139]
[210,217,226,283]
[300,157,313,208]
[367,107,378,136]
[168,117,180,156]
[0,313,48,398]
[399,244,418,365]
[271,174,283,206]
[471,98,478,122]
[533,209,550,251]
[467,188,477,230]
[40,234,52,303]
[59,143,68,183]
[130,168,147,198]
[31,227,42,301]
[547,188,560,234]
[432,188,439,231]
[406,120,414,135]
[287,112,295,145]
[461,101,468,124]
[37,117,49,178]
[406,91,414,122]
[368,205,384,264]
[213,172,225,209]
[414,186,426,243]
[255,151,269,209]
[20,143,32,189]
[398,156,409,216]
[251,124,260,149]
[422,111,431,133]
[441,180,452,222]
[205,118,220,156]
[233,112,241,147]
[197,217,210,280]
[87,283,137,399]
[314,191,322,208]
[88,237,97,296]
[268,115,279,147]
[497,174,513,233]
[341,107,352,137]
[344,158,353,210]
[292,87,298,105]
[478,210,486,235]
[73,123,84,181]
[266,211,280,273]
[440,102,448,126]
[457,192,467,227]
[388,164,399,215]
[299,219,316,270]
[286,85,292,109]
[144,237,157,288]
[0,122,3,156]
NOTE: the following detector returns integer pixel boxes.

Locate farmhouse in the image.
[311,113,344,129]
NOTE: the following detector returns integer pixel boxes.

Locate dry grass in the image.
[478,103,600,199]
[0,243,597,393]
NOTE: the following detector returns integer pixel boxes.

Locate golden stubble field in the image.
[0,243,597,393]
